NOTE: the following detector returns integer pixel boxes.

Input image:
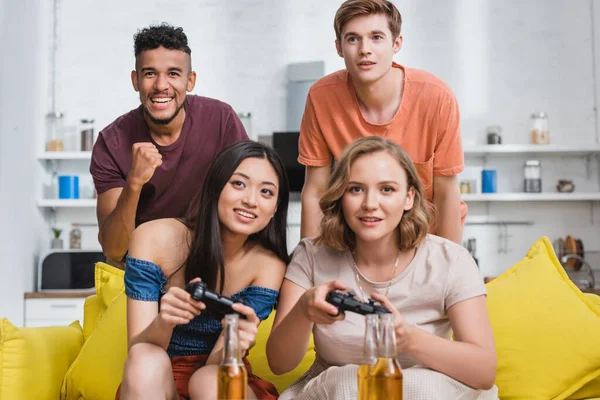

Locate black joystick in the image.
[185,281,246,319]
[325,290,390,316]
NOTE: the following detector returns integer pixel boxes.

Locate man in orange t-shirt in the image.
[299,0,465,244]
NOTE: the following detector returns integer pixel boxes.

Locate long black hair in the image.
[183,141,290,292]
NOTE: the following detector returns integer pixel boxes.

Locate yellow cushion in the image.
[568,375,600,400]
[62,262,127,400]
[248,311,316,394]
[82,294,103,341]
[567,293,600,400]
[0,319,83,400]
[61,292,128,400]
[95,262,125,309]
[486,236,600,400]
[82,262,124,341]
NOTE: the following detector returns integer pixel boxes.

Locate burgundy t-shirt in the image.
[90,95,248,227]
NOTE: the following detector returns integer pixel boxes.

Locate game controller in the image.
[325,290,390,316]
[186,281,246,319]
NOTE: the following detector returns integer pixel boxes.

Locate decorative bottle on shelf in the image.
[218,314,247,400]
[69,223,82,249]
[358,314,379,400]
[369,313,403,399]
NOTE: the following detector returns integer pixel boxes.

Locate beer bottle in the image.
[217,314,248,400]
[369,313,403,399]
[358,314,379,400]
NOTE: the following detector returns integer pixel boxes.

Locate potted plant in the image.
[51,227,63,249]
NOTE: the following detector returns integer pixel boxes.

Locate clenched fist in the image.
[127,143,163,189]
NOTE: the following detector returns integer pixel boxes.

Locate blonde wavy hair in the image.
[315,136,430,251]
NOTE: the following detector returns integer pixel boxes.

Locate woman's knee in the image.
[122,343,172,389]
[188,365,219,400]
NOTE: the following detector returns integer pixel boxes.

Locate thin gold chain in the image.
[351,251,401,302]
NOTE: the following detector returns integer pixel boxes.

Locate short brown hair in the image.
[315,136,429,252]
[334,0,402,43]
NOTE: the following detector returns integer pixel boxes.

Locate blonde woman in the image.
[267,136,498,399]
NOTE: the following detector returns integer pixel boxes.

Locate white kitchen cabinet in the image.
[24,297,86,327]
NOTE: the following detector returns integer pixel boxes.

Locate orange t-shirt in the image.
[298,63,467,225]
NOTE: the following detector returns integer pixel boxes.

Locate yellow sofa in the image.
[1,236,600,400]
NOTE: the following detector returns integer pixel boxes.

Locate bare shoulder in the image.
[248,245,287,291]
[129,218,191,274]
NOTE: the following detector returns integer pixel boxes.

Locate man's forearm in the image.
[99,182,143,261]
[300,191,324,239]
[433,190,462,244]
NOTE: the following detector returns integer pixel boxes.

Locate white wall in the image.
[52,0,597,144]
[1,0,599,324]
[50,0,600,277]
[0,0,48,325]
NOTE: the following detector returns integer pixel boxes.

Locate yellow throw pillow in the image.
[0,319,83,400]
[61,292,128,400]
[82,294,103,341]
[486,236,600,400]
[567,293,600,400]
[82,263,124,341]
[247,310,316,394]
[95,262,125,309]
[568,375,600,400]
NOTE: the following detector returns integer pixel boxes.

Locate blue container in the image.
[58,175,79,199]
[481,170,497,193]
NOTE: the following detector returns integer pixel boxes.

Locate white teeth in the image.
[361,217,380,222]
[235,210,256,219]
[151,98,172,103]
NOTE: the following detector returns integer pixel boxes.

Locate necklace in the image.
[351,250,401,302]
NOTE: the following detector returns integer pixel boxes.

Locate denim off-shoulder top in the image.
[125,255,279,358]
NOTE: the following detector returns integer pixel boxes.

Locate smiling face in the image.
[131,46,196,126]
[217,157,280,237]
[341,150,415,245]
[335,13,402,85]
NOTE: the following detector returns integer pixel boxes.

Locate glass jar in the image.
[237,112,253,140]
[486,125,502,144]
[46,111,65,151]
[69,223,82,249]
[459,180,472,194]
[530,112,549,144]
[80,119,95,151]
[524,160,542,193]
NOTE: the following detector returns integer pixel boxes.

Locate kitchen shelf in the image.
[464,145,600,156]
[462,193,600,202]
[37,152,92,160]
[37,199,96,208]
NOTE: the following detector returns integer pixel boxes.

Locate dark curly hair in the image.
[133,23,191,58]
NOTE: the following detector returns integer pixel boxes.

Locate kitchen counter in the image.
[24,291,95,299]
